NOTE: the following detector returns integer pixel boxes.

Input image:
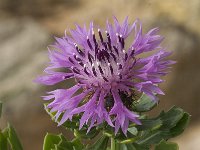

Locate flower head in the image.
[36,17,175,135]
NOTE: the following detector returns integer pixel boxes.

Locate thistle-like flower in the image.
[36,17,175,135]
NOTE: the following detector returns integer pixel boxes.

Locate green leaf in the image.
[43,133,85,150]
[169,112,190,137]
[155,140,179,150]
[133,94,157,112]
[55,134,74,150]
[135,106,190,147]
[5,124,23,150]
[127,127,138,136]
[132,143,150,150]
[126,143,137,150]
[136,130,168,146]
[74,127,99,139]
[0,131,8,150]
[85,135,109,150]
[62,120,79,130]
[137,119,162,131]
[71,138,84,150]
[43,133,61,150]
[0,101,2,118]
[115,143,127,150]
[160,106,184,129]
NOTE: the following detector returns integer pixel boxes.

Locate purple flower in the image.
[35,17,175,135]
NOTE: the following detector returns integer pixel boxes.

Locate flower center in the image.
[69,29,136,87]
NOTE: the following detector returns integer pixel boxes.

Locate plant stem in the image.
[111,137,115,150]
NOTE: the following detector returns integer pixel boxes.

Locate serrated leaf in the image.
[160,106,184,129]
[135,107,190,147]
[43,133,85,150]
[155,140,179,150]
[56,135,73,150]
[85,135,109,150]
[71,138,84,150]
[133,94,157,112]
[43,133,61,150]
[0,131,8,150]
[6,124,23,150]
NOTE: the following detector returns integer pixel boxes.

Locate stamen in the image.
[98,29,104,43]
[92,63,97,77]
[108,63,113,74]
[88,52,94,64]
[71,66,80,74]
[87,36,93,50]
[130,48,135,57]
[107,42,112,51]
[116,33,121,43]
[94,47,99,60]
[103,42,108,50]
[74,55,82,62]
[78,61,84,66]
[103,76,109,82]
[118,73,122,79]
[106,32,112,51]
[98,65,104,74]
[122,49,128,61]
[102,50,110,62]
[113,46,119,55]
[120,35,125,49]
[125,53,128,61]
[74,44,85,57]
[68,57,74,64]
[117,63,122,70]
[92,30,98,47]
[97,50,105,61]
[110,52,117,62]
[106,31,111,44]
[84,64,90,75]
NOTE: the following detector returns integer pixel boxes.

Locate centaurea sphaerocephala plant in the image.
[35,17,190,150]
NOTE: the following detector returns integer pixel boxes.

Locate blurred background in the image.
[0,0,200,149]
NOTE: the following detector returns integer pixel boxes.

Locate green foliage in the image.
[85,135,109,150]
[74,127,100,139]
[133,94,157,112]
[44,103,100,140]
[0,131,8,150]
[43,133,84,150]
[0,124,23,150]
[44,94,190,150]
[155,140,179,150]
[43,133,61,150]
[135,107,190,147]
[0,102,23,150]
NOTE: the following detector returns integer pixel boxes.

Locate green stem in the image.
[111,137,115,150]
